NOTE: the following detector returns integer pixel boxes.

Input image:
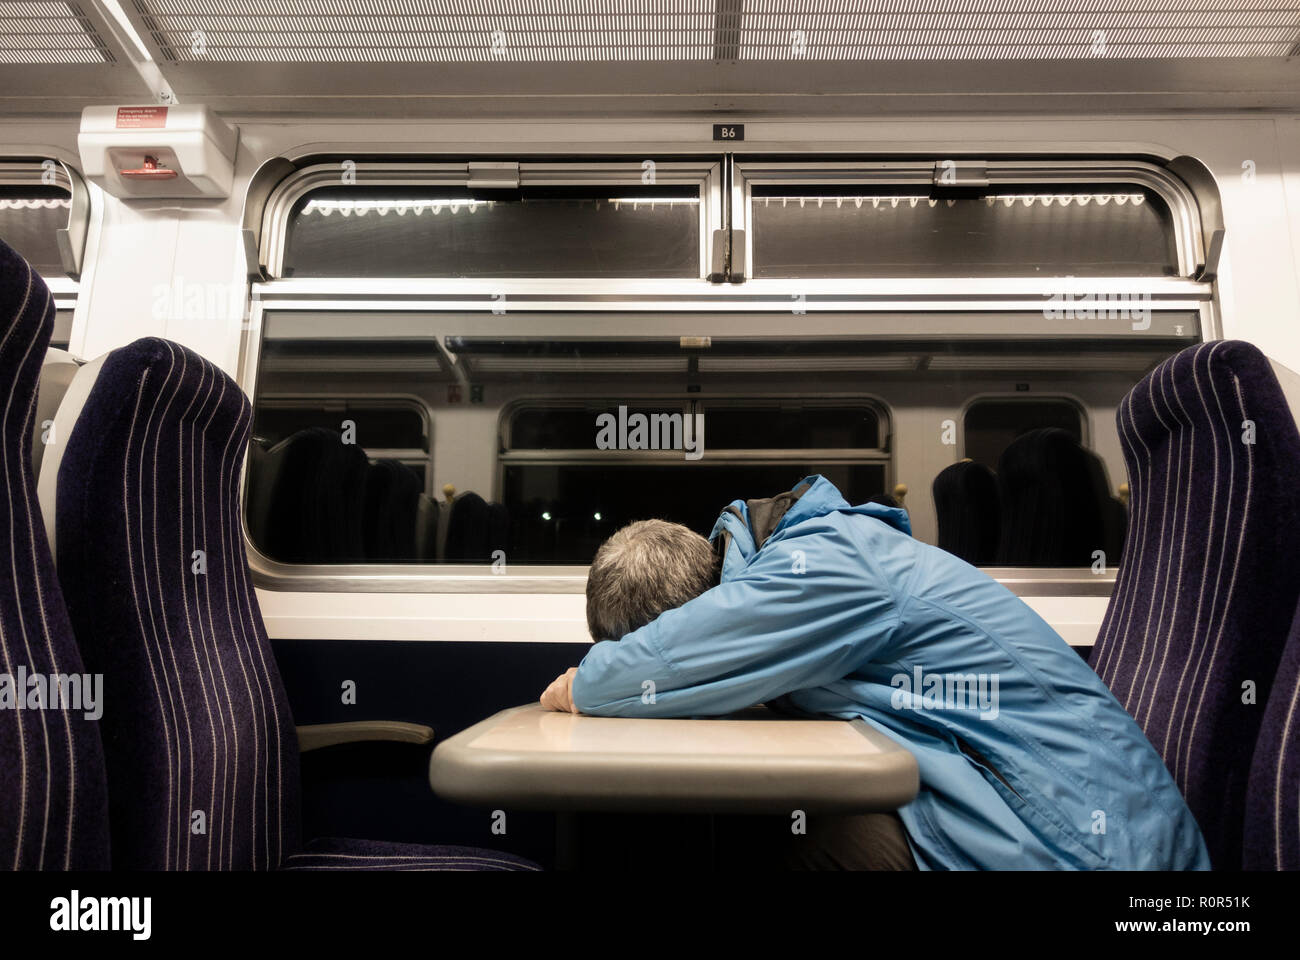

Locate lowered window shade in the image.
[282,186,702,279]
[749,185,1179,279]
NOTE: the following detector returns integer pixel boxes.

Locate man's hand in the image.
[540,667,580,714]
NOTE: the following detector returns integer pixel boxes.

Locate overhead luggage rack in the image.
[6,2,1300,113]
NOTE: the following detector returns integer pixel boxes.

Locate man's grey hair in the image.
[586,519,716,641]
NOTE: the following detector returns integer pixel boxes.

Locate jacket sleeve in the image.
[571,520,900,717]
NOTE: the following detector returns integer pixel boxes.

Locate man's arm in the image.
[571,521,899,718]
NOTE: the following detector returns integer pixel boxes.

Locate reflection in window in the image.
[502,402,889,563]
[246,399,432,563]
[283,186,702,278]
[749,185,1178,278]
[932,397,1128,569]
[963,398,1082,469]
[990,426,1127,568]
[253,400,427,456]
[242,325,1195,571]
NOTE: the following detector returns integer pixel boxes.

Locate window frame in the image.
[259,159,725,283]
[0,158,90,302]
[732,157,1207,284]
[241,153,1213,596]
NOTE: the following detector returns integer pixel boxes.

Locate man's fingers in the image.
[565,667,578,713]
[538,667,583,713]
[540,671,573,712]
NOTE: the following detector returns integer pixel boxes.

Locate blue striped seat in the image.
[51,336,537,871]
[0,238,109,870]
[1244,600,1300,869]
[1091,339,1300,869]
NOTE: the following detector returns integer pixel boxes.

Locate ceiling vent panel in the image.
[0,1,114,64]
[740,0,1300,60]
[130,0,718,63]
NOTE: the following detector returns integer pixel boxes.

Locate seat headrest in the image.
[0,237,55,456]
[37,354,109,565]
[32,348,81,478]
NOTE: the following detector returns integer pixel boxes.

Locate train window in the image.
[735,159,1204,281]
[0,158,91,286]
[963,398,1084,469]
[245,396,434,565]
[500,400,890,564]
[244,155,1213,590]
[1,161,88,351]
[267,160,722,279]
[0,184,69,276]
[748,185,1177,279]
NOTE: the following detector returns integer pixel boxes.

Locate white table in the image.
[429,703,919,814]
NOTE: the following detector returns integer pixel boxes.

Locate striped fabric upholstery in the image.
[281,837,542,871]
[55,337,538,871]
[1244,601,1300,870]
[56,337,300,870]
[0,238,109,870]
[1090,339,1300,869]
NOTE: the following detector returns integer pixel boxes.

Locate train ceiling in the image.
[2,1,1300,117]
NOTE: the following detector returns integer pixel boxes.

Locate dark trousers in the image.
[713,811,917,871]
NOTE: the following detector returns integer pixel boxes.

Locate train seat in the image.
[32,348,78,478]
[995,427,1111,566]
[0,238,109,870]
[443,490,509,562]
[42,335,538,871]
[254,427,369,563]
[1091,339,1300,868]
[932,459,1000,565]
[362,459,420,561]
[1244,596,1300,869]
[414,493,440,560]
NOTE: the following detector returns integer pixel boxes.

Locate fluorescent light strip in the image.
[0,198,71,210]
[699,356,921,372]
[758,194,1146,208]
[303,199,489,215]
[302,197,697,215]
[472,357,687,373]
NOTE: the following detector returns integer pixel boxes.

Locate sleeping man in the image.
[539,475,1210,870]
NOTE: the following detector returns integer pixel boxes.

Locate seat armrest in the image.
[297,721,435,753]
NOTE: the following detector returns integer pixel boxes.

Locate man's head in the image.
[586,519,717,642]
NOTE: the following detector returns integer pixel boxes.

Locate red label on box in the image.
[115,106,168,129]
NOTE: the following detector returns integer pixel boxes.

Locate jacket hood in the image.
[709,474,911,580]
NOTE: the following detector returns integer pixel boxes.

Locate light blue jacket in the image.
[572,475,1210,870]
